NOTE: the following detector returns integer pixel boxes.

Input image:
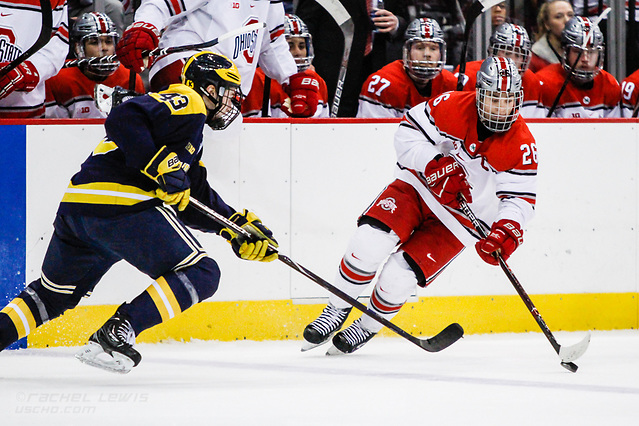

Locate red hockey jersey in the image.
[537,63,621,118]
[357,60,457,118]
[45,65,145,118]
[620,68,639,117]
[241,67,329,118]
[393,91,537,246]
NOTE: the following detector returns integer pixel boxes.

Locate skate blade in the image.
[300,338,332,352]
[75,341,135,374]
[325,345,347,356]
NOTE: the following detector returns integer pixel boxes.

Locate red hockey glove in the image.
[0,61,39,100]
[283,72,320,117]
[475,219,524,265]
[424,155,472,209]
[116,22,160,73]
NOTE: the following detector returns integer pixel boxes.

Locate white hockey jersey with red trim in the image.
[537,63,621,118]
[242,66,329,117]
[134,0,297,95]
[393,91,537,246]
[45,65,145,118]
[0,0,69,118]
[357,60,457,118]
[454,60,547,118]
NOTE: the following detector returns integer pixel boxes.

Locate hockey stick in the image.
[457,197,590,372]
[315,0,353,117]
[63,22,267,69]
[456,0,503,91]
[189,198,464,353]
[547,8,611,117]
[0,0,53,79]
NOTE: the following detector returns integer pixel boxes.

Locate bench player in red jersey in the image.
[356,17,457,118]
[242,14,328,118]
[455,22,545,118]
[537,16,620,118]
[45,12,145,118]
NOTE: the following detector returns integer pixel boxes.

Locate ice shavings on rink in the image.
[1,330,637,425]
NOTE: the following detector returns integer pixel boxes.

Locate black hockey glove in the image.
[220,210,279,262]
[142,146,191,211]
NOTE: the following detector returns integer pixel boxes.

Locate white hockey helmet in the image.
[403,18,446,84]
[561,16,604,84]
[284,14,314,72]
[71,12,120,79]
[488,23,532,74]
[475,57,523,132]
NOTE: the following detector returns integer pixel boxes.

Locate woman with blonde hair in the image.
[530,0,574,72]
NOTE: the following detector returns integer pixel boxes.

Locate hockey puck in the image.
[560,361,578,373]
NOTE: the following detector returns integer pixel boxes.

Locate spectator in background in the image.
[357,17,456,117]
[491,1,508,28]
[537,16,620,117]
[68,0,125,35]
[45,12,145,118]
[242,14,329,118]
[408,0,468,69]
[455,23,546,118]
[0,0,69,118]
[530,0,574,73]
[296,0,410,117]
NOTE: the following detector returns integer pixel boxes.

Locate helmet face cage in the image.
[475,57,523,132]
[284,14,314,72]
[561,16,604,84]
[181,51,243,130]
[487,23,531,74]
[71,12,120,78]
[402,18,446,84]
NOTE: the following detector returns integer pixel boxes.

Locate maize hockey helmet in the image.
[285,14,314,72]
[561,16,604,84]
[181,51,243,130]
[475,57,523,132]
[488,23,532,74]
[403,18,446,84]
[71,12,120,79]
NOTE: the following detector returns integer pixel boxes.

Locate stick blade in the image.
[418,323,464,352]
[558,331,591,362]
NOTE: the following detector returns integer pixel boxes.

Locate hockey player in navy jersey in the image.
[0,52,278,373]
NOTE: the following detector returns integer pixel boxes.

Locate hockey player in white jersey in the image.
[302,57,538,355]
[0,0,69,118]
[116,0,320,117]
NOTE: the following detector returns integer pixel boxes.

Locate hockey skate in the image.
[301,304,352,351]
[76,313,141,374]
[327,318,377,355]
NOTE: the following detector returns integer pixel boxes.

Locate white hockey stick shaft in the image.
[315,0,354,117]
[64,22,266,69]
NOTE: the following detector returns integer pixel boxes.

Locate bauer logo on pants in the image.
[377,197,397,213]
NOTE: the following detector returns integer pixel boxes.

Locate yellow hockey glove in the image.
[220,209,279,262]
[142,146,191,211]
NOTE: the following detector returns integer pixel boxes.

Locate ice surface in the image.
[1,330,637,425]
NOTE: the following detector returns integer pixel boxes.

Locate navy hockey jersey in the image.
[57,83,235,232]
